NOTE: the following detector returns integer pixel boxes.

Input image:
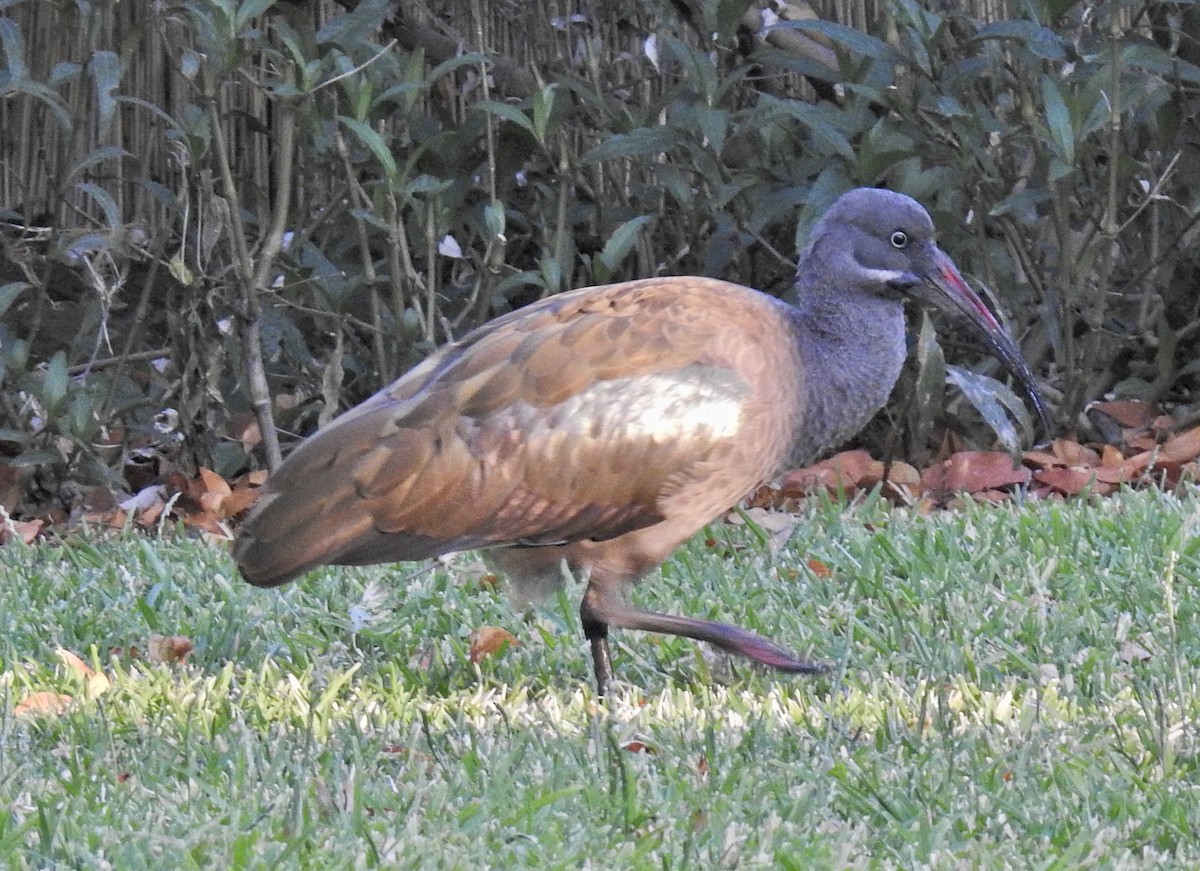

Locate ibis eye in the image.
[890,231,908,249]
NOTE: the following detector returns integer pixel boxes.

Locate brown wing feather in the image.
[234,277,806,586]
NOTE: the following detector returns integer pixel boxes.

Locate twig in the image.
[204,59,291,470]
[69,347,170,376]
[311,40,398,94]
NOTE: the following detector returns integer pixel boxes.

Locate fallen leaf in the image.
[135,498,166,528]
[1094,451,1154,485]
[735,506,796,551]
[219,486,260,519]
[1,518,43,545]
[468,626,519,663]
[179,509,225,536]
[57,647,114,699]
[806,558,832,578]
[243,469,269,487]
[82,508,127,529]
[1099,444,1125,467]
[880,461,920,487]
[922,451,1030,493]
[1160,426,1200,464]
[1149,459,1186,489]
[1051,439,1100,467]
[621,739,654,754]
[1034,467,1115,496]
[120,484,166,512]
[230,410,263,452]
[147,635,195,664]
[1022,448,1064,468]
[194,467,233,515]
[1126,434,1159,452]
[0,463,22,511]
[56,648,95,679]
[1119,638,1155,663]
[1087,399,1160,429]
[15,692,73,717]
[777,449,877,497]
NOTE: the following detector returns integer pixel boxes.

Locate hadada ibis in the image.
[234,188,1050,694]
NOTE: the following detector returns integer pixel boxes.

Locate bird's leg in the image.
[580,597,614,696]
[565,561,614,695]
[584,581,827,676]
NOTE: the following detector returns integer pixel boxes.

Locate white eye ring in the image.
[890,231,908,249]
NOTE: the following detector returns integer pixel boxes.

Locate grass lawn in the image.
[2,488,1199,868]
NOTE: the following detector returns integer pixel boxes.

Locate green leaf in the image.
[67,391,98,442]
[945,366,1021,453]
[654,164,695,210]
[270,18,304,69]
[585,126,686,162]
[404,174,451,197]
[0,15,27,80]
[4,77,72,130]
[65,146,131,183]
[662,35,718,102]
[715,0,756,44]
[483,201,505,239]
[983,371,1036,442]
[117,96,186,137]
[41,351,69,414]
[0,281,29,319]
[532,84,559,143]
[61,231,116,261]
[75,182,122,230]
[88,50,122,140]
[4,337,28,371]
[538,256,562,295]
[315,0,388,45]
[235,0,277,30]
[9,448,62,467]
[1040,74,1074,167]
[909,312,946,453]
[1121,42,1200,85]
[351,74,373,121]
[168,250,195,286]
[424,52,489,85]
[761,96,855,162]
[473,100,535,137]
[598,215,653,273]
[696,106,728,155]
[338,116,398,180]
[972,21,1068,61]
[181,48,202,80]
[988,188,1051,217]
[772,20,894,62]
[750,47,840,81]
[48,61,82,87]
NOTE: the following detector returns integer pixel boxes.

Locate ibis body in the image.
[235,188,1049,692]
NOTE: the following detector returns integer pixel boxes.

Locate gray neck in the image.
[784,290,908,467]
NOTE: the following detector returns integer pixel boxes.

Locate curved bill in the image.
[916,248,1053,437]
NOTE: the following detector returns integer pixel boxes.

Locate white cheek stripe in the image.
[857,266,907,284]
